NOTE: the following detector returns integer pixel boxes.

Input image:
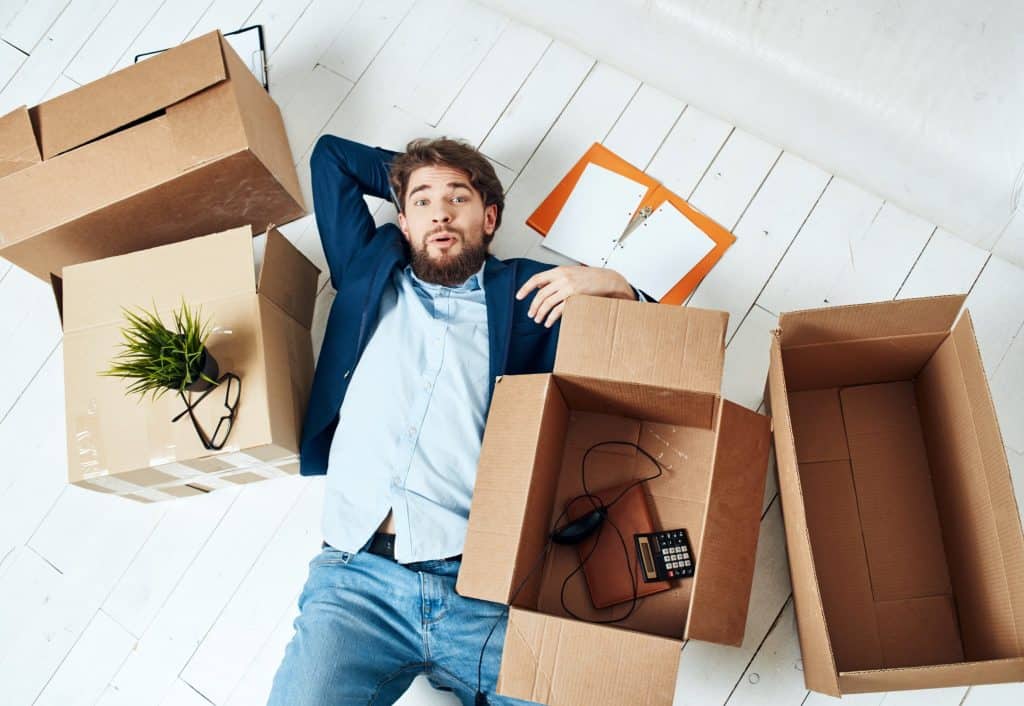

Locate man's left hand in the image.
[515,266,636,328]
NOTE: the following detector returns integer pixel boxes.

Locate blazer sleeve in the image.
[310,135,401,289]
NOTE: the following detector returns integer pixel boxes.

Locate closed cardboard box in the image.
[56,225,318,502]
[458,296,772,706]
[767,295,1024,695]
[0,30,304,281]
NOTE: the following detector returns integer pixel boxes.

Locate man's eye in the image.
[414,199,427,206]
[452,196,467,203]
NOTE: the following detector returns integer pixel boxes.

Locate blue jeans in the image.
[267,541,537,705]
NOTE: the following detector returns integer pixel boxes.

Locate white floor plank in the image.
[506,62,640,260]
[0,266,63,422]
[33,609,137,706]
[0,0,117,114]
[674,497,791,706]
[97,477,306,706]
[0,31,27,89]
[279,64,354,165]
[725,599,806,706]
[963,255,1024,376]
[263,0,360,109]
[223,600,299,706]
[108,0,213,74]
[603,83,685,171]
[722,304,777,412]
[647,105,733,200]
[896,228,989,300]
[62,0,162,85]
[184,0,261,41]
[435,20,550,146]
[757,178,884,314]
[479,40,593,173]
[102,487,239,638]
[0,348,66,555]
[688,129,781,235]
[181,480,326,705]
[316,0,417,83]
[1,0,68,53]
[159,679,217,706]
[688,153,830,340]
[993,207,1024,270]
[243,0,312,56]
[962,681,1024,706]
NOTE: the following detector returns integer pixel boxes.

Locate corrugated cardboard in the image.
[767,296,1024,695]
[0,30,304,281]
[56,225,318,502]
[460,296,771,706]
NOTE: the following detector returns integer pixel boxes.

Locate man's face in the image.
[398,165,497,286]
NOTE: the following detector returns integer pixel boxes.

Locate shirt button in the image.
[424,380,433,391]
[407,426,417,437]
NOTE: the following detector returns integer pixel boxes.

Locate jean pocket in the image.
[313,544,354,566]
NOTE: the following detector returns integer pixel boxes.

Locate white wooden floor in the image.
[0,1,1022,705]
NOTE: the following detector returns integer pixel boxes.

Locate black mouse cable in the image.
[474,440,665,705]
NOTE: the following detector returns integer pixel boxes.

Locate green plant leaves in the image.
[101,298,216,400]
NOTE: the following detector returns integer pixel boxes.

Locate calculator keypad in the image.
[635,528,695,581]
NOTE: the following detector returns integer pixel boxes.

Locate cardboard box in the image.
[458,296,772,706]
[0,30,305,281]
[766,295,1024,695]
[55,225,319,503]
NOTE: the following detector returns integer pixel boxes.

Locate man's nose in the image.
[432,204,453,223]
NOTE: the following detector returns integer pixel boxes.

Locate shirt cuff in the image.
[632,285,652,302]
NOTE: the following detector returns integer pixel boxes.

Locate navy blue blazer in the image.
[299,136,568,477]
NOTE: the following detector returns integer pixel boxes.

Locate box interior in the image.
[781,316,1024,674]
[505,373,719,641]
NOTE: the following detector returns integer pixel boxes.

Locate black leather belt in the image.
[324,533,461,562]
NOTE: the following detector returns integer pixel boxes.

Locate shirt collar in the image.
[405,259,486,294]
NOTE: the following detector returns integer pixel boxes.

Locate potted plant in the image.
[102,299,220,399]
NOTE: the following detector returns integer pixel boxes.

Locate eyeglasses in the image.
[172,372,241,450]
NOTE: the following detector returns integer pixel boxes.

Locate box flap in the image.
[498,608,681,706]
[257,228,319,329]
[837,657,1024,693]
[458,374,567,605]
[0,107,41,178]
[554,295,725,394]
[686,398,770,646]
[61,225,255,331]
[778,294,966,348]
[28,30,227,160]
[766,333,841,696]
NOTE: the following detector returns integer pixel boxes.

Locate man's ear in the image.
[483,203,497,236]
[398,211,411,242]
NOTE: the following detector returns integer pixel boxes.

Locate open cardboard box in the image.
[54,225,319,502]
[458,296,772,706]
[766,295,1024,695]
[0,29,304,281]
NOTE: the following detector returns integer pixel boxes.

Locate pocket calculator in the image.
[634,529,695,581]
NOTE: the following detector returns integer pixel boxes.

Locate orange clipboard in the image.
[527,143,735,305]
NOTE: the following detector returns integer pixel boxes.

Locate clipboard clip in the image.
[615,205,653,247]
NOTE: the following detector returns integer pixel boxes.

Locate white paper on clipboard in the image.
[604,205,716,300]
[541,163,648,266]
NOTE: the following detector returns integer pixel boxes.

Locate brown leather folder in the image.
[565,481,672,609]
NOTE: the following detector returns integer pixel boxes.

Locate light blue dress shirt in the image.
[322,261,490,563]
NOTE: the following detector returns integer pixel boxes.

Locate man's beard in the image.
[408,228,492,287]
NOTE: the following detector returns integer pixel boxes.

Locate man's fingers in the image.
[544,301,566,328]
[532,285,567,323]
[516,271,553,300]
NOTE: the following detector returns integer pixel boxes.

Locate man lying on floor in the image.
[268,135,651,706]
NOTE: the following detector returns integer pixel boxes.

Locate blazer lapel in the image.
[484,255,513,400]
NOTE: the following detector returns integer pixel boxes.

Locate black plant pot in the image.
[184,348,220,392]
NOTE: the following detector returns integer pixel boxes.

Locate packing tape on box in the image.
[74,401,110,479]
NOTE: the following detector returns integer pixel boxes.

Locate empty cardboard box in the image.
[56,225,319,502]
[0,29,305,281]
[458,296,772,706]
[767,295,1024,695]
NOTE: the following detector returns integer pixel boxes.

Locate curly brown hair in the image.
[389,137,505,232]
